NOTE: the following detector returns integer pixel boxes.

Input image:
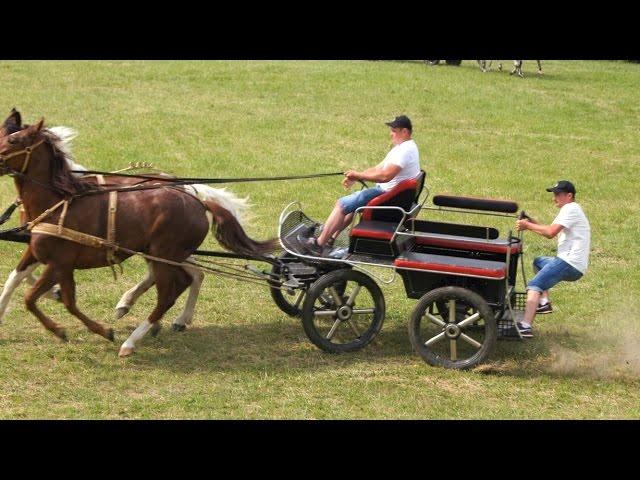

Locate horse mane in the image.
[41,128,92,195]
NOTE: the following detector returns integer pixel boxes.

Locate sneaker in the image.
[296,235,324,257]
[516,322,533,338]
[536,302,553,314]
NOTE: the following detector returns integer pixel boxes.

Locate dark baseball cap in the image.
[385,115,412,131]
[546,180,576,194]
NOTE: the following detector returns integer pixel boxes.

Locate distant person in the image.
[298,115,421,256]
[515,180,591,337]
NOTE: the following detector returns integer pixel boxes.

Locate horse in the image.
[0,116,277,356]
[0,110,247,332]
[477,60,543,77]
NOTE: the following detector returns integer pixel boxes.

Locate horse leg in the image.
[172,258,203,331]
[114,260,155,319]
[0,249,40,323]
[24,273,61,302]
[24,264,67,341]
[119,263,191,357]
[537,60,543,75]
[57,268,114,342]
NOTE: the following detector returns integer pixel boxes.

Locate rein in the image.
[69,170,346,197]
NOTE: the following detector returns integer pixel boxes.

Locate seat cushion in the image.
[362,177,418,221]
[394,252,507,279]
[415,233,522,255]
[350,220,398,240]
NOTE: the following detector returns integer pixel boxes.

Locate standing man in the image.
[515,180,591,337]
[298,115,421,256]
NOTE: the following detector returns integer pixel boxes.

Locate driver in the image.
[298,115,421,256]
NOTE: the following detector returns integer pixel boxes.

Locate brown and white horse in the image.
[0,115,277,356]
[0,111,247,333]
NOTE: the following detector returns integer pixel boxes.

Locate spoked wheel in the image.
[302,269,385,353]
[408,287,496,370]
[269,269,307,317]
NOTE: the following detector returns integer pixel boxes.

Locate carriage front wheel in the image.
[302,269,385,353]
[408,286,496,370]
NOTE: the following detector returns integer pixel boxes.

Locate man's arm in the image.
[344,163,402,184]
[516,219,564,239]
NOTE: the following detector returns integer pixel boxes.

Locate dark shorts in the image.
[338,187,385,215]
[526,256,583,293]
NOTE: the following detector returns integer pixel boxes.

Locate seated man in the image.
[298,115,421,256]
[515,180,591,338]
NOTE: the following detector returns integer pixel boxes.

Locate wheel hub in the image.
[444,323,461,339]
[337,305,353,321]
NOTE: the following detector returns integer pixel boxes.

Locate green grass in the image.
[0,60,639,418]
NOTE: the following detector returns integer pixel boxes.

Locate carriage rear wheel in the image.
[302,269,385,353]
[408,286,496,370]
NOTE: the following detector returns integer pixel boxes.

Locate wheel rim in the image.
[310,279,378,346]
[418,298,487,363]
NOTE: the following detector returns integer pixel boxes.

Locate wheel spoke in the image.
[314,310,337,317]
[450,339,457,361]
[326,319,342,340]
[457,312,481,329]
[425,331,446,347]
[460,333,482,349]
[352,308,375,315]
[346,284,361,306]
[329,287,344,307]
[293,291,305,309]
[449,299,456,323]
[426,312,446,327]
[346,320,361,337]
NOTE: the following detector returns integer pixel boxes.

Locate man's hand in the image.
[516,219,529,231]
[344,170,361,180]
[342,177,356,189]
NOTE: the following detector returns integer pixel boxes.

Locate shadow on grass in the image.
[110,314,575,378]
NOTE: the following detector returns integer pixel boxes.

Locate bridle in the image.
[0,138,46,175]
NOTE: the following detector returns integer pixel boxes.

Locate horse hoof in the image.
[114,307,130,320]
[106,328,115,342]
[52,287,62,302]
[118,346,134,357]
[150,323,161,337]
[172,323,186,332]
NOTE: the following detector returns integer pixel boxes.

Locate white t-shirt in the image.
[376,139,421,192]
[553,202,591,274]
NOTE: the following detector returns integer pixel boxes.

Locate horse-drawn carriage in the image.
[269,172,530,369]
[0,111,529,367]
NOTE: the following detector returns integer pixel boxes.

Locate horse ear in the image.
[3,108,21,129]
[34,118,44,132]
[26,118,45,136]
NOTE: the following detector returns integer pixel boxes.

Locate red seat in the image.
[415,234,522,255]
[361,171,425,223]
[349,220,397,240]
[394,252,507,279]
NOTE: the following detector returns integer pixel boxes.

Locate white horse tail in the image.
[189,184,252,225]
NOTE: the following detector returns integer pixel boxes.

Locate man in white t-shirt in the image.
[298,115,421,256]
[515,180,591,338]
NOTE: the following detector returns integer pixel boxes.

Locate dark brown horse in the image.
[0,110,215,330]
[0,116,277,356]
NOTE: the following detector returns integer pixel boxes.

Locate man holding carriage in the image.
[298,115,421,256]
[516,180,591,337]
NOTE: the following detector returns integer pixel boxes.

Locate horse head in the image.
[0,117,45,176]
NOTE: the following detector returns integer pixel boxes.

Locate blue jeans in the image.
[338,187,385,215]
[527,256,583,293]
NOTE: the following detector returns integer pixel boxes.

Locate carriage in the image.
[267,172,530,369]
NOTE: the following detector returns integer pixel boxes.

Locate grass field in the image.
[0,60,638,419]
